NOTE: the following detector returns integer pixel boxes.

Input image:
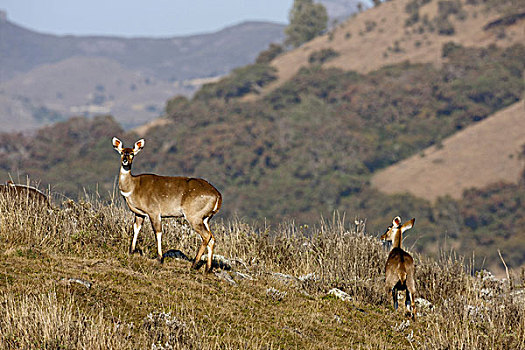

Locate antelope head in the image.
[380,216,415,242]
[112,137,145,171]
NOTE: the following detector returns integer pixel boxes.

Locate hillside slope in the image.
[371,100,525,201]
[261,0,525,95]
[0,196,524,349]
[0,57,190,131]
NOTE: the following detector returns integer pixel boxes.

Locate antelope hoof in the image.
[129,248,143,256]
[192,260,204,270]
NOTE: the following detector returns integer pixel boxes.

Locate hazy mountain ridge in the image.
[1,17,285,82]
[0,16,285,131]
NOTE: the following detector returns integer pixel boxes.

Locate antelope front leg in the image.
[149,214,164,262]
[130,215,145,254]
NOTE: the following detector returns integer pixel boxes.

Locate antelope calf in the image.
[112,137,222,272]
[381,216,416,319]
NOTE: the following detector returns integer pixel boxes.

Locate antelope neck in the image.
[119,166,135,192]
[392,229,402,249]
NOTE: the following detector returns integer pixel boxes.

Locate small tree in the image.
[285,0,328,48]
[256,43,284,64]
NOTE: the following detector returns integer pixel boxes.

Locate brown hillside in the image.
[371,100,525,201]
[258,0,525,96]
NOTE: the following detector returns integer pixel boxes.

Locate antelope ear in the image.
[133,139,145,155]
[401,218,415,233]
[112,137,123,153]
[392,216,401,227]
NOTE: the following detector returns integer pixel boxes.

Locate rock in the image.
[200,254,232,270]
[266,287,287,301]
[231,271,253,281]
[328,288,352,302]
[415,297,433,311]
[270,272,299,287]
[298,272,318,282]
[60,278,92,289]
[162,249,190,261]
[214,270,237,286]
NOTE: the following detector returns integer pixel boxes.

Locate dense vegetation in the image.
[1,42,524,272]
[0,194,524,348]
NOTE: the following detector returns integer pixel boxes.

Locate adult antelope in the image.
[0,181,52,208]
[380,216,416,319]
[112,137,222,272]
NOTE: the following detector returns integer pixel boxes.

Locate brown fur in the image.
[381,217,416,320]
[0,182,51,208]
[112,137,222,272]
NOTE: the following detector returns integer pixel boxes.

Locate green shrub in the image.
[308,48,340,65]
[194,64,277,101]
[255,43,284,64]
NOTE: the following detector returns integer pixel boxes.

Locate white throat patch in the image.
[120,190,132,197]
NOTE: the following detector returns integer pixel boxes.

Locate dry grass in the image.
[0,193,524,349]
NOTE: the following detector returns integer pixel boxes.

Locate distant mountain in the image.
[0,14,285,131]
[0,16,285,83]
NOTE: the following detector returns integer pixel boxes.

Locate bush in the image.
[442,41,463,57]
[436,15,456,35]
[308,48,340,65]
[255,43,284,64]
[194,64,277,101]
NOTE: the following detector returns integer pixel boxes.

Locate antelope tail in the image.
[398,269,407,284]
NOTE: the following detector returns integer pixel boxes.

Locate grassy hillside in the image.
[1,194,524,348]
[371,100,525,200]
[259,0,525,96]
